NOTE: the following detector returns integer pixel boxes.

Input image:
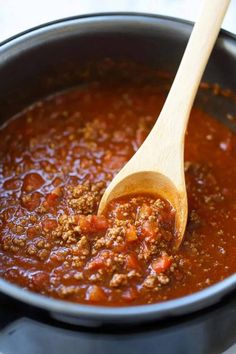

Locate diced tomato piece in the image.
[27,227,40,238]
[52,177,63,187]
[152,255,172,274]
[86,285,106,302]
[50,249,67,263]
[141,220,157,238]
[45,193,59,207]
[3,178,21,190]
[52,186,62,197]
[87,250,112,270]
[125,225,138,242]
[87,257,105,270]
[77,215,108,233]
[113,243,125,252]
[77,215,93,233]
[139,204,152,219]
[126,254,140,270]
[42,218,58,232]
[21,192,42,211]
[23,173,45,192]
[45,187,62,207]
[91,215,109,231]
[122,287,138,302]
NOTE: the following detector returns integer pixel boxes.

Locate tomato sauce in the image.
[0,70,236,306]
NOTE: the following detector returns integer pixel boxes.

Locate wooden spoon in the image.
[98,0,230,248]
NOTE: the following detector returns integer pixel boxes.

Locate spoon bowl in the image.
[98,170,187,248]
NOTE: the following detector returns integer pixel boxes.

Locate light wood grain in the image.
[98,0,231,247]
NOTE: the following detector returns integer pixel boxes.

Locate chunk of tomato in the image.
[77,215,108,233]
[23,173,45,192]
[141,220,158,239]
[126,254,140,270]
[45,187,62,207]
[138,204,152,219]
[152,255,172,274]
[42,218,58,232]
[91,215,109,231]
[86,250,112,270]
[77,215,93,233]
[125,225,138,242]
[86,285,106,302]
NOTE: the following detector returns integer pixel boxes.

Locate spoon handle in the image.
[134,0,231,191]
[152,0,231,140]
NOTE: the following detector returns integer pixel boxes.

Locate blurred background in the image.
[0,0,236,42]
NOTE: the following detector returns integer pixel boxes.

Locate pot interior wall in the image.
[0,15,236,124]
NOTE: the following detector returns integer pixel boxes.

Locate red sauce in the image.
[0,72,236,306]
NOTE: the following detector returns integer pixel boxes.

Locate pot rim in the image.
[0,11,235,48]
[0,12,235,323]
[0,274,236,322]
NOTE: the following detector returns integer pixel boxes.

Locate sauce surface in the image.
[0,75,236,306]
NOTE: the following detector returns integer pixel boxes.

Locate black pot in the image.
[0,13,236,354]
